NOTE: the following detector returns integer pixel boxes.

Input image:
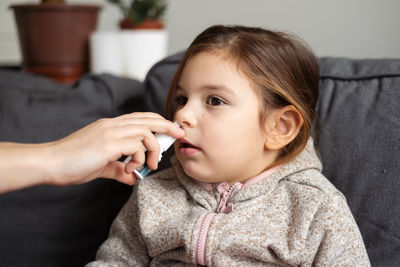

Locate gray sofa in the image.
[0,53,399,266]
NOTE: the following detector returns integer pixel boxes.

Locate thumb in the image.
[102,161,137,185]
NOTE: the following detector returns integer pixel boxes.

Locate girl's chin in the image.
[181,167,203,180]
[178,161,209,180]
[178,161,224,183]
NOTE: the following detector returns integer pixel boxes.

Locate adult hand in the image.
[0,112,185,193]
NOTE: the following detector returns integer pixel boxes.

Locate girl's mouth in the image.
[178,139,200,156]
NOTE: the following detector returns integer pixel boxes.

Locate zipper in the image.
[217,182,241,213]
[195,212,216,265]
[195,182,242,265]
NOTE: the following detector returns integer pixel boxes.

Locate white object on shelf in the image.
[90,31,124,76]
[90,30,168,81]
[121,30,168,81]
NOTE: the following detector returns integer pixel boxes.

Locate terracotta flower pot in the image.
[119,18,164,30]
[10,3,101,84]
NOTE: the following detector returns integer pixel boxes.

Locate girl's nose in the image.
[174,102,197,128]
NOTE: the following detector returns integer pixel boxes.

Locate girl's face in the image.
[174,52,278,184]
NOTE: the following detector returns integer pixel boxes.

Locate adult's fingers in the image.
[129,146,146,169]
[117,114,185,138]
[110,126,160,158]
[117,112,165,120]
[102,161,137,185]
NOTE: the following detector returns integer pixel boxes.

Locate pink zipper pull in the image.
[217,182,242,214]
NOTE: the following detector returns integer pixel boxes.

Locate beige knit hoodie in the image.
[87,139,370,266]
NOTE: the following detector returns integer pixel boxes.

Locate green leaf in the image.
[106,0,167,25]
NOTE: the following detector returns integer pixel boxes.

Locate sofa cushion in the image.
[144,52,184,116]
[316,57,400,267]
[0,71,145,266]
[145,53,400,266]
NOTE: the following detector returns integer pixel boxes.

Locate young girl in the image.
[87,25,370,266]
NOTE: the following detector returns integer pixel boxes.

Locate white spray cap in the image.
[154,121,180,155]
[155,133,176,153]
[123,121,181,174]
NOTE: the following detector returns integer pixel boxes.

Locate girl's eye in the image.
[206,96,225,106]
[175,95,188,106]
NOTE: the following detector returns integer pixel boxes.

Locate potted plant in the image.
[10,0,101,84]
[106,0,167,29]
[90,0,168,81]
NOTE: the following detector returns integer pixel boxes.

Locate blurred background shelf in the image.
[2,0,400,68]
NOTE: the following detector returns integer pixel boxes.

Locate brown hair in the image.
[166,25,319,164]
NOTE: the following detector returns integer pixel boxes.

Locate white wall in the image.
[1,0,400,64]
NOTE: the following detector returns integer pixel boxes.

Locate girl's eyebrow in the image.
[201,84,236,95]
[177,84,237,96]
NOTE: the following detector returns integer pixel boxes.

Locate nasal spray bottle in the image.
[123,127,177,179]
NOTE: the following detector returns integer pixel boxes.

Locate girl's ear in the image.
[264,105,303,151]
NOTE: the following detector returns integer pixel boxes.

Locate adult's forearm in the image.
[0,142,54,193]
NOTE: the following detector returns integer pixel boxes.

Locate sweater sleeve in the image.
[305,193,371,267]
[86,187,149,267]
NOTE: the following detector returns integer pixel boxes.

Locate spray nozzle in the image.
[123,121,180,179]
